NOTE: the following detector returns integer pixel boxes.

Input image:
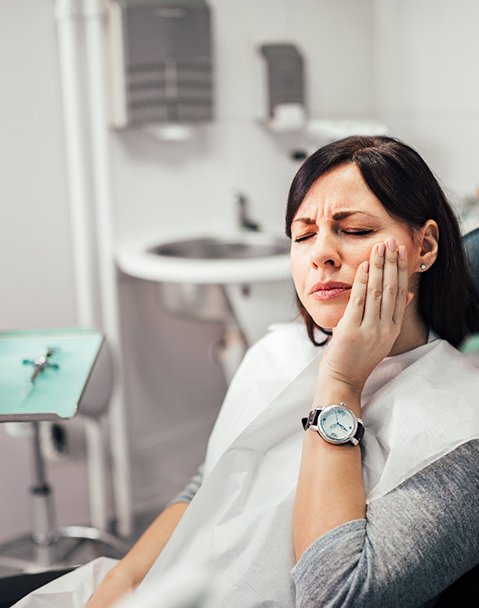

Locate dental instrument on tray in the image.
[23,348,60,384]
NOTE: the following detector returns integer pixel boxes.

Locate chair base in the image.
[0,525,129,574]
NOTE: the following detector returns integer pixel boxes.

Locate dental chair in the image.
[463,226,479,287]
[433,226,479,606]
[0,329,128,581]
[459,226,479,359]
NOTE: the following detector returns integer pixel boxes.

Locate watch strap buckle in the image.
[302,408,321,430]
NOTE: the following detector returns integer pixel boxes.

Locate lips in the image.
[310,281,352,301]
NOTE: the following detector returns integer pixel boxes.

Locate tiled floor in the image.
[0,508,159,580]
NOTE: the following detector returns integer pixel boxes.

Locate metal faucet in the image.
[236,193,261,231]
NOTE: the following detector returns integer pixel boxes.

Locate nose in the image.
[310,230,341,268]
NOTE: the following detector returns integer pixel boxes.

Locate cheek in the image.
[348,249,370,272]
[289,253,306,289]
[343,242,372,273]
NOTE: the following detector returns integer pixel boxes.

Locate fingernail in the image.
[362,260,369,272]
[377,243,385,256]
[398,245,406,260]
[387,237,397,251]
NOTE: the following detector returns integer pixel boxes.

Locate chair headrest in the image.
[463,228,479,293]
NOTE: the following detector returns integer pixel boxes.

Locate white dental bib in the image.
[140,323,479,607]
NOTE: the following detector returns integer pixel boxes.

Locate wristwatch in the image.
[302,403,365,446]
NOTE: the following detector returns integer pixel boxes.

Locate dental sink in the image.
[149,235,290,260]
[116,231,291,285]
[148,234,290,260]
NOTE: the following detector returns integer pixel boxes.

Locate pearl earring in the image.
[420,263,427,271]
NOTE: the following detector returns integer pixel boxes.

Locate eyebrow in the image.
[292,210,379,224]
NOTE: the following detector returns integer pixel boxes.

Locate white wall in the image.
[0,1,76,329]
[373,0,479,206]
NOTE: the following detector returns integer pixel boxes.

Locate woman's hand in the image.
[85,501,189,608]
[317,236,411,396]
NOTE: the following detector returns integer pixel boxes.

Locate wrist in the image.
[303,425,360,450]
[317,367,364,393]
[314,380,362,416]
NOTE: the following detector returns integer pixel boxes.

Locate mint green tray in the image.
[0,328,103,421]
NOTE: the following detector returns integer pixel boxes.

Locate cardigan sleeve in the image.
[167,463,204,506]
[291,440,479,608]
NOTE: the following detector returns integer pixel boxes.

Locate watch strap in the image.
[354,421,365,444]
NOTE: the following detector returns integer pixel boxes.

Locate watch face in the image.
[318,405,357,444]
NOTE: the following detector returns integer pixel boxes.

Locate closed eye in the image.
[342,229,375,236]
[294,229,375,243]
[293,233,316,243]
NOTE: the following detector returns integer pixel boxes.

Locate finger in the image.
[392,245,410,325]
[380,236,399,321]
[362,242,385,322]
[340,259,369,326]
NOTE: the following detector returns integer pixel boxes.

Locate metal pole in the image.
[30,422,56,567]
[83,0,133,537]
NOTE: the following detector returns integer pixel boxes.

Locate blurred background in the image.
[1,0,478,560]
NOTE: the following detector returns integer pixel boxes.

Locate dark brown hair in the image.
[285,135,479,348]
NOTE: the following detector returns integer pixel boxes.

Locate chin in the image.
[305,301,347,331]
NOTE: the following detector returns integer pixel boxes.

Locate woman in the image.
[16,136,479,607]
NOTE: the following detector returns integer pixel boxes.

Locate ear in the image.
[417,220,439,271]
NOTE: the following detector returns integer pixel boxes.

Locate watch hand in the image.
[337,423,348,432]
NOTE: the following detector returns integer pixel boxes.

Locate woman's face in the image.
[290,163,421,330]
